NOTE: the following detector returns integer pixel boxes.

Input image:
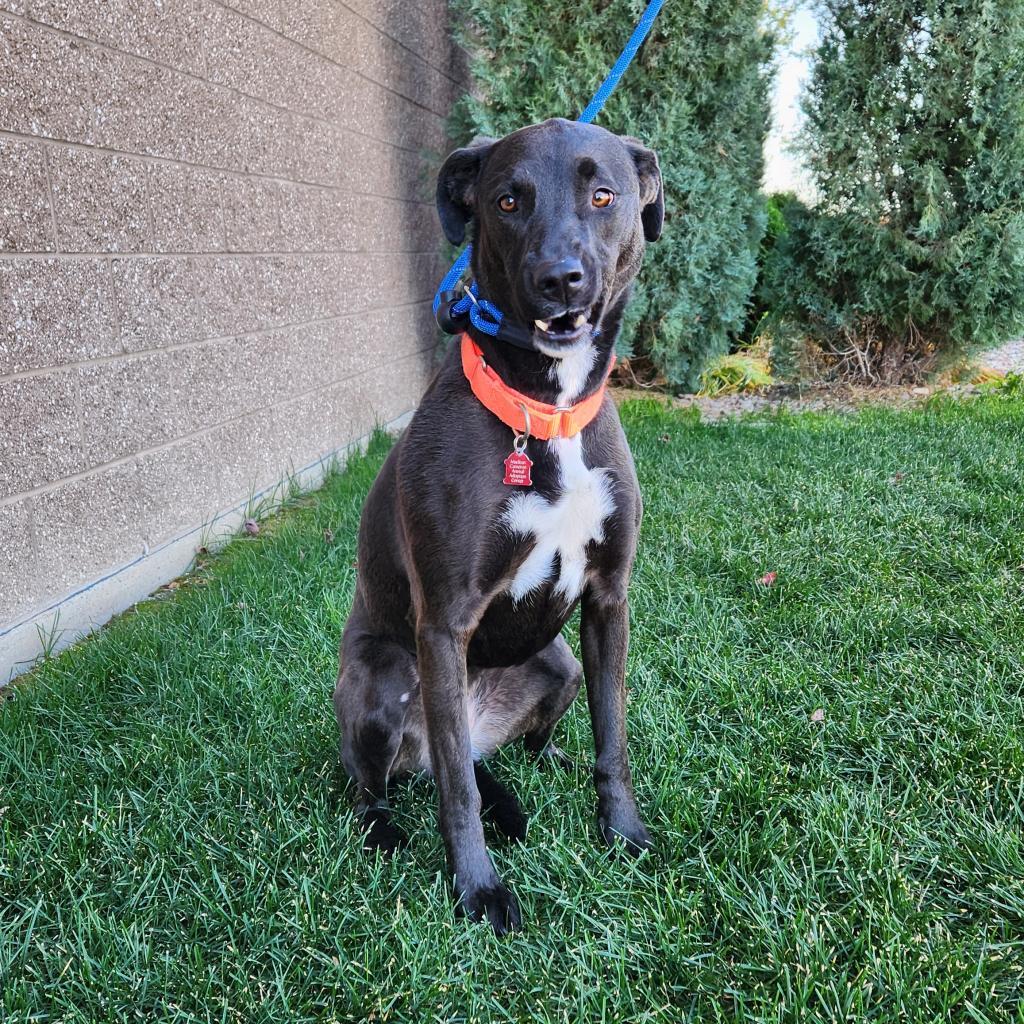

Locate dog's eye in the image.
[497,194,518,213]
[592,188,615,208]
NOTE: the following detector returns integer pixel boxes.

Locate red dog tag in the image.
[503,450,533,486]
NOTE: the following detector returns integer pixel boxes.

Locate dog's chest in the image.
[502,436,615,602]
[499,344,615,603]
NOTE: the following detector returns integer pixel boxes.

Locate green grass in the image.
[3,395,1024,1023]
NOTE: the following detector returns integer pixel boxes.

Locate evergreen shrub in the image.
[763,0,1024,383]
[447,0,774,391]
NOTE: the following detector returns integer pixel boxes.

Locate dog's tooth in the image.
[534,319,550,332]
[573,314,587,328]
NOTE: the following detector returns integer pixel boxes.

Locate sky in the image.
[763,6,820,197]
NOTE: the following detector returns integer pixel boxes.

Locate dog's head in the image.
[437,118,663,348]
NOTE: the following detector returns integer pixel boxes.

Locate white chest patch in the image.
[501,337,615,603]
[502,436,615,602]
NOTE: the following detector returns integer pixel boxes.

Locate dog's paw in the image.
[484,794,528,843]
[359,806,407,857]
[456,880,523,935]
[598,811,653,858]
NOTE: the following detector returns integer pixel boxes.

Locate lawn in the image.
[3,394,1024,1023]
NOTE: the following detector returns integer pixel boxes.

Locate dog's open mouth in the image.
[532,309,594,344]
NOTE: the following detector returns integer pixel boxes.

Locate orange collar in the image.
[460,334,613,441]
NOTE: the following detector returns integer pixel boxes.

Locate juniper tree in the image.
[765,0,1024,381]
[447,0,774,390]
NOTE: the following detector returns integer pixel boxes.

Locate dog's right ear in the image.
[436,136,496,246]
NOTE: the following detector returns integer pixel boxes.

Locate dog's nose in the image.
[534,257,586,304]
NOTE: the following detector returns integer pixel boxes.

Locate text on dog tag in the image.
[503,450,533,487]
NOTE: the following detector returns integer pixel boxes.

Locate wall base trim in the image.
[2,410,414,686]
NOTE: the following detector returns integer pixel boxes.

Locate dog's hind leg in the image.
[474,762,528,842]
[462,635,582,842]
[518,636,583,765]
[334,611,419,856]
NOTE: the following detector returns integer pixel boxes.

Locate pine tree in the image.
[446,0,774,390]
[765,0,1024,381]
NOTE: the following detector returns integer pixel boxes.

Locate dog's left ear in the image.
[436,136,497,245]
[623,138,664,242]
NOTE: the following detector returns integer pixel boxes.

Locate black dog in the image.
[334,117,663,933]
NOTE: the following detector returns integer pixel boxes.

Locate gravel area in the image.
[613,381,990,422]
[977,337,1024,373]
[611,337,1023,423]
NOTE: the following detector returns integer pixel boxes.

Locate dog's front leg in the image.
[416,623,522,934]
[580,586,653,855]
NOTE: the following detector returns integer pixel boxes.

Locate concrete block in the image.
[111,256,201,351]
[174,335,259,432]
[131,430,225,544]
[0,497,36,625]
[148,162,227,253]
[0,371,82,499]
[345,0,468,82]
[0,258,119,375]
[90,52,199,165]
[191,255,267,339]
[277,182,329,251]
[32,457,147,601]
[0,15,97,144]
[220,0,282,31]
[205,3,345,126]
[276,112,344,187]
[0,137,54,252]
[27,0,206,77]
[277,187,436,254]
[197,404,282,515]
[77,351,184,467]
[0,406,415,683]
[279,1,453,117]
[337,130,436,202]
[49,147,149,253]
[222,174,281,252]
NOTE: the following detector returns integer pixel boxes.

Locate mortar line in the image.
[39,144,61,253]
[0,246,444,260]
[0,135,438,200]
[207,0,454,118]
[334,0,465,88]
[5,9,449,140]
[0,296,438,382]
[0,343,435,510]
[212,0,463,98]
[0,400,422,647]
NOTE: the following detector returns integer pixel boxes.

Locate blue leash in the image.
[432,0,666,344]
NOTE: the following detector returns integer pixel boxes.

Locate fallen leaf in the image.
[658,433,671,443]
[243,518,260,536]
[323,529,335,544]
[756,571,777,587]
[890,471,905,484]
[810,707,825,723]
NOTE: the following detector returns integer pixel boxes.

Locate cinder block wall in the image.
[0,1,465,680]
